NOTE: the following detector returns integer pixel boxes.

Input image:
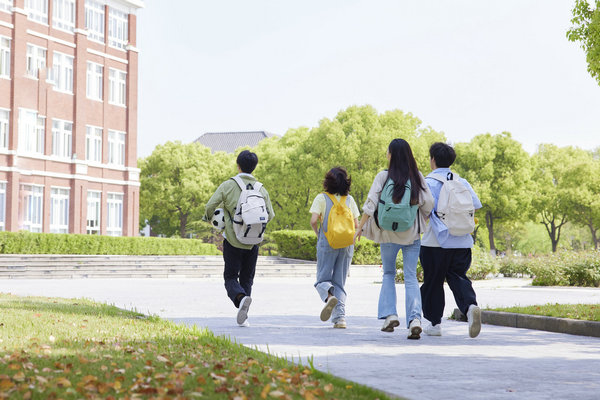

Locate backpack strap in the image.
[232,175,262,191]
[427,172,458,182]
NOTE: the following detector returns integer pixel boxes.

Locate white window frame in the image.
[85,0,105,43]
[25,0,48,24]
[86,61,103,101]
[26,43,47,79]
[18,109,45,155]
[51,119,72,159]
[0,36,10,79]
[85,125,102,162]
[50,187,69,233]
[106,192,123,236]
[86,190,101,235]
[0,108,8,150]
[108,7,128,50]
[108,68,126,106]
[0,0,13,14]
[52,0,75,33]
[20,184,43,233]
[50,52,74,93]
[0,181,6,232]
[108,129,125,166]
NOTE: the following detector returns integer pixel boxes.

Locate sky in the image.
[136,1,600,158]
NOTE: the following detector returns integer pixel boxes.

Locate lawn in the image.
[0,293,393,400]
[490,303,600,322]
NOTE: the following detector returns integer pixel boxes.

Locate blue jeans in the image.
[378,240,422,328]
[315,230,354,323]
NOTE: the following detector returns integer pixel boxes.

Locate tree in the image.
[454,132,533,255]
[139,141,234,237]
[567,0,600,85]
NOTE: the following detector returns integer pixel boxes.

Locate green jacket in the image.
[204,173,275,250]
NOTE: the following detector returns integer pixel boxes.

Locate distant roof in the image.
[194,131,275,153]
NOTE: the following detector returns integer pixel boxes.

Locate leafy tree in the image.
[139,141,234,238]
[454,132,533,255]
[567,0,600,85]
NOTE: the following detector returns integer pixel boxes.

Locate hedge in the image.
[270,230,380,265]
[0,231,221,255]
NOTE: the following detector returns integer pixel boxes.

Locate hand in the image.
[354,229,362,243]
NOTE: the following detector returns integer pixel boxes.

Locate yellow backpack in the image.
[323,193,355,249]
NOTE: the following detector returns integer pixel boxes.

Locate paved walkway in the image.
[1,277,599,400]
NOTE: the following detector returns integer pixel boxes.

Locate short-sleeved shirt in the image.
[309,193,360,220]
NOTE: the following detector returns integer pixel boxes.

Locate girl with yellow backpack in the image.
[309,167,360,329]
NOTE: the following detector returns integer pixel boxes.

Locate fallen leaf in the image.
[324,383,333,392]
[261,384,271,399]
[269,390,285,398]
[157,355,169,363]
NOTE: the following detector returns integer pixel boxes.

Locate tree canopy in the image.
[568,0,600,85]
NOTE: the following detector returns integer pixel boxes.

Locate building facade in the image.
[0,0,143,236]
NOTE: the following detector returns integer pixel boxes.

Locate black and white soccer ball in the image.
[211,208,225,230]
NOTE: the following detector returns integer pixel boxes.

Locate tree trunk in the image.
[485,211,496,256]
[179,213,188,238]
[588,223,599,250]
[472,225,479,245]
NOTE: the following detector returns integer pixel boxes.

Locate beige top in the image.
[360,170,434,245]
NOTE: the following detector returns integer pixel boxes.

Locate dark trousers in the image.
[223,239,258,308]
[419,246,477,326]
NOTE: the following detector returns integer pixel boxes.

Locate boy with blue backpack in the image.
[420,142,483,338]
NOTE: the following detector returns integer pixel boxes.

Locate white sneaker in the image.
[467,305,481,338]
[320,296,338,321]
[424,324,442,336]
[407,319,422,340]
[236,296,252,325]
[381,315,400,332]
[333,319,347,329]
[238,320,250,327]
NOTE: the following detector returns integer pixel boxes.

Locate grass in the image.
[0,293,394,400]
[489,303,600,322]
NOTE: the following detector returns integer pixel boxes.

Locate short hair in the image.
[323,167,351,196]
[429,142,456,168]
[237,150,258,173]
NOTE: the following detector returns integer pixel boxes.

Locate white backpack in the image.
[231,176,269,245]
[429,172,475,236]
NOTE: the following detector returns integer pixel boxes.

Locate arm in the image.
[203,183,226,221]
[354,213,370,242]
[310,213,320,235]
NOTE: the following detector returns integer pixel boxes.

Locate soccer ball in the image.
[211,208,226,230]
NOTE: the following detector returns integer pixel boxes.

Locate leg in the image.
[330,245,353,323]
[314,233,337,302]
[401,239,422,328]
[445,248,477,315]
[222,240,246,307]
[239,245,259,298]
[378,243,401,319]
[419,246,449,326]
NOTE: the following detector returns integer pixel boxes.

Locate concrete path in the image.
[1,277,599,400]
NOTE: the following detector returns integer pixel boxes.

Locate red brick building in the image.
[0,0,143,236]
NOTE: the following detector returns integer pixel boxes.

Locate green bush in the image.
[467,246,500,280]
[498,256,534,277]
[0,231,221,255]
[270,230,380,265]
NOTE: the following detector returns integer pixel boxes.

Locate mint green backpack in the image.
[377,178,418,232]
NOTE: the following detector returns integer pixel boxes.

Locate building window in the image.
[85,125,102,162]
[26,44,47,79]
[108,130,125,166]
[0,109,8,150]
[86,190,101,234]
[0,36,10,78]
[108,8,128,49]
[0,0,14,13]
[52,0,75,32]
[50,187,69,233]
[86,62,103,100]
[0,182,6,232]
[50,52,74,93]
[109,68,126,106]
[25,0,48,24]
[52,119,72,159]
[18,109,45,154]
[107,193,123,236]
[85,0,105,43]
[20,184,43,233]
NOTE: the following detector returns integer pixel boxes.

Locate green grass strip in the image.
[0,293,393,399]
[490,303,600,322]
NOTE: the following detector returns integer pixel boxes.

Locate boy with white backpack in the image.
[204,150,275,327]
[420,142,483,338]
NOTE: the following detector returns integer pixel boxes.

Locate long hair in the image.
[323,167,351,196]
[387,138,426,204]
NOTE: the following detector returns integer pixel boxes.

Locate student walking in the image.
[420,142,483,338]
[309,167,360,329]
[355,139,434,339]
[204,150,275,327]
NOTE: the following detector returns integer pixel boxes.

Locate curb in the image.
[452,308,600,338]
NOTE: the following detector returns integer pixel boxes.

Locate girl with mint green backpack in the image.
[355,139,434,340]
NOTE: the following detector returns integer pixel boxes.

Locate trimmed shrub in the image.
[0,231,221,255]
[498,256,534,278]
[467,246,500,280]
